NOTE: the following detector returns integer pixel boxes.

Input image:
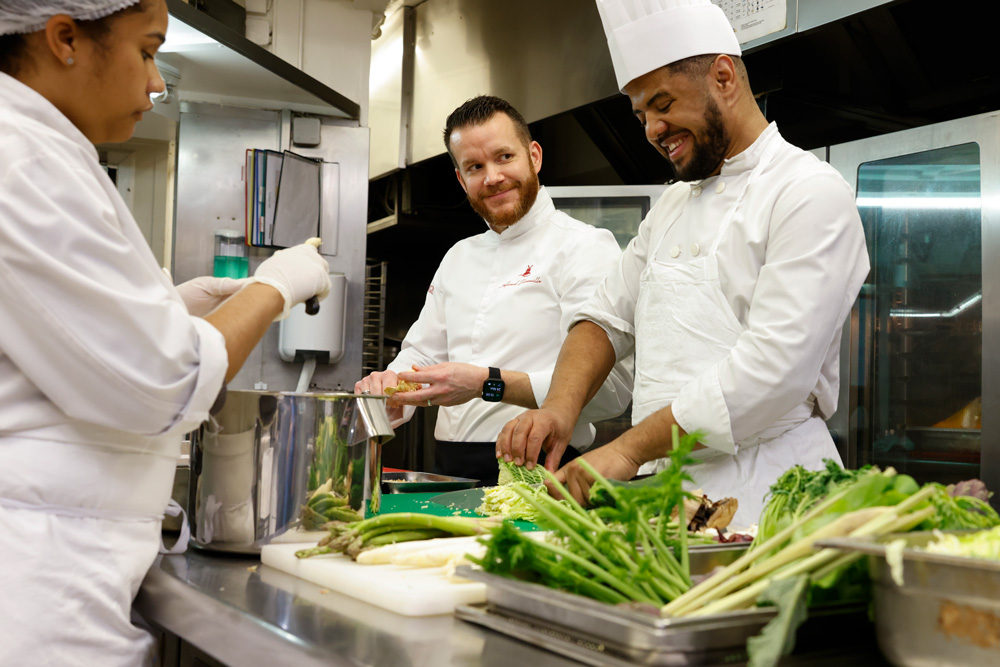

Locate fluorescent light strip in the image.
[856,196,981,210]
[890,293,982,319]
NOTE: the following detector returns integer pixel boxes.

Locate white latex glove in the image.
[175,276,249,317]
[248,241,331,320]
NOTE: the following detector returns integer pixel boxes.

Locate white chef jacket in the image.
[575,123,869,456]
[0,73,228,665]
[390,187,633,449]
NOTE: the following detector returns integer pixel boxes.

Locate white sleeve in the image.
[671,171,870,450]
[387,263,450,375]
[528,226,632,422]
[0,157,228,437]
[571,193,667,360]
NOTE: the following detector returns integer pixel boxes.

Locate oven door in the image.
[827,110,1000,500]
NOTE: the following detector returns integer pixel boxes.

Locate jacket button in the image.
[715,181,726,194]
[670,245,681,258]
[690,243,700,256]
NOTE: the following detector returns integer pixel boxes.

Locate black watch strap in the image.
[482,367,505,402]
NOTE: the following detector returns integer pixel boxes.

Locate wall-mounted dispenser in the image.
[278,273,347,392]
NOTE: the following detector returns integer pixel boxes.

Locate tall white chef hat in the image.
[595,0,741,90]
[0,0,142,37]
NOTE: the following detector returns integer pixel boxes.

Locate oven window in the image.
[855,142,982,485]
[552,196,651,250]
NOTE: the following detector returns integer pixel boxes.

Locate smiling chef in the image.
[0,1,331,663]
[496,0,870,527]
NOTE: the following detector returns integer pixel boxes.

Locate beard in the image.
[469,169,540,231]
[670,95,730,182]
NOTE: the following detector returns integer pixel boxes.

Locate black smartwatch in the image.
[482,367,505,402]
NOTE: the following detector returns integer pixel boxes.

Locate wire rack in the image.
[362,260,388,377]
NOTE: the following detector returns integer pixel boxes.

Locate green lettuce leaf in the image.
[746,575,809,667]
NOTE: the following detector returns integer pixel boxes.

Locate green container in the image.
[213,255,248,279]
[213,230,248,279]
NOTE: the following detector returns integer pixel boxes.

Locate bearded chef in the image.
[0,1,331,663]
[496,0,870,527]
[357,95,633,487]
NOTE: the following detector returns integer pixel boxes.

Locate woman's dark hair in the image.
[1,0,152,76]
[443,95,533,167]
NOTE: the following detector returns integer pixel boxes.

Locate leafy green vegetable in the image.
[746,575,809,667]
[923,525,1000,560]
[927,483,1000,530]
[471,427,700,605]
[751,460,877,553]
[497,458,547,486]
[478,482,545,522]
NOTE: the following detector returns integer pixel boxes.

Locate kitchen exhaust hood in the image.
[162,0,360,118]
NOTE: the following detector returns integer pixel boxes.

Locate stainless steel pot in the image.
[188,390,394,553]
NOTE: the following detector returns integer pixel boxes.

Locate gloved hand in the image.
[176,276,250,317]
[249,241,331,320]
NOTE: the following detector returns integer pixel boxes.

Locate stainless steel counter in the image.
[136,550,893,667]
[135,550,582,667]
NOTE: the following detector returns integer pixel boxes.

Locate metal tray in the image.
[380,471,478,494]
[455,544,868,666]
[817,532,1000,666]
[455,604,879,667]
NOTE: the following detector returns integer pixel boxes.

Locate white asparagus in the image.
[355,535,484,565]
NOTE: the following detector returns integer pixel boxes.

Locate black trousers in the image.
[433,440,582,488]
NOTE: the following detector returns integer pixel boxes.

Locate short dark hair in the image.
[666,53,750,90]
[443,95,532,166]
[0,0,153,76]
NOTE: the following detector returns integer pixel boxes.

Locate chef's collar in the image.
[483,185,554,242]
[719,122,779,177]
[0,72,99,161]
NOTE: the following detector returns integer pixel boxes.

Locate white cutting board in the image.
[260,542,486,616]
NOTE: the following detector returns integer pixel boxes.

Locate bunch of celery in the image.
[470,426,701,605]
[662,468,1000,667]
[749,460,876,552]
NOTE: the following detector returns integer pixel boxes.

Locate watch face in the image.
[482,379,504,402]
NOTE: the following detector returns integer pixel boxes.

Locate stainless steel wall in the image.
[409,0,618,164]
[369,0,896,170]
[174,102,369,393]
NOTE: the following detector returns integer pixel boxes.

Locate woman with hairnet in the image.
[0,1,330,663]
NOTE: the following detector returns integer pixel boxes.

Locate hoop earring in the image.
[66,57,75,65]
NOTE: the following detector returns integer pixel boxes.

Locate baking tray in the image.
[817,532,1000,666]
[454,544,869,666]
[380,471,479,494]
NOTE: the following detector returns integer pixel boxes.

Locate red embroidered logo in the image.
[501,266,542,288]
[428,285,435,294]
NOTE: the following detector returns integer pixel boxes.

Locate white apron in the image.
[632,140,841,528]
[0,440,189,667]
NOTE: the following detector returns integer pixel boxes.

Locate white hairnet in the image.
[0,0,142,37]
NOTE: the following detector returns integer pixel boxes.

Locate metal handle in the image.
[304,237,322,316]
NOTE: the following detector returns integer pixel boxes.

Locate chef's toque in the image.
[595,0,741,90]
[0,0,141,36]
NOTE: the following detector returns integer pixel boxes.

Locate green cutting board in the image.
[377,491,539,531]
[428,488,485,512]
